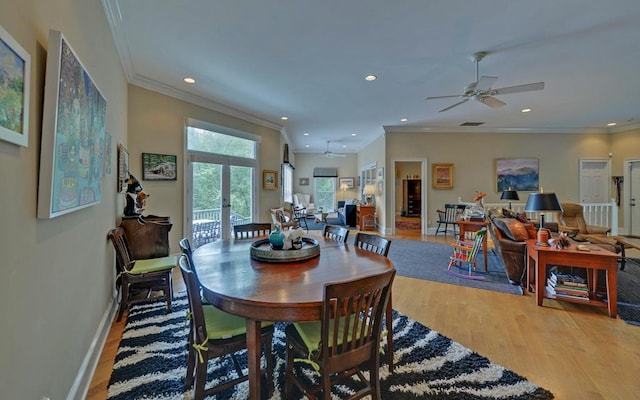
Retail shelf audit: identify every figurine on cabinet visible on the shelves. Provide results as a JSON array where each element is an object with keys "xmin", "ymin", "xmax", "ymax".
[{"xmin": 123, "ymin": 173, "xmax": 148, "ymax": 216}]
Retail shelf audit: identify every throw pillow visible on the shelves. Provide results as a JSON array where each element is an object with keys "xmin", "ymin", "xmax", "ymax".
[
  {"xmin": 524, "ymin": 223, "xmax": 538, "ymax": 239},
  {"xmin": 493, "ymin": 217, "xmax": 529, "ymax": 242},
  {"xmin": 275, "ymin": 210, "xmax": 286, "ymax": 222}
]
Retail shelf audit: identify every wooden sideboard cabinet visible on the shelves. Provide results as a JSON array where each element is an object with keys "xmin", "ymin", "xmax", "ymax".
[
  {"xmin": 402, "ymin": 179, "xmax": 421, "ymax": 217},
  {"xmin": 357, "ymin": 204, "xmax": 375, "ymax": 231},
  {"xmin": 119, "ymin": 215, "xmax": 172, "ymax": 260}
]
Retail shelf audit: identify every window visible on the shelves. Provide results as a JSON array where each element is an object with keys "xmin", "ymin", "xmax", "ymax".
[
  {"xmin": 282, "ymin": 163, "xmax": 293, "ymax": 204},
  {"xmin": 314, "ymin": 177, "xmax": 336, "ymax": 211}
]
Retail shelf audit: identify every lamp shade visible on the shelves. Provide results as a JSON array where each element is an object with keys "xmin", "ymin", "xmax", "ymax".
[
  {"xmin": 340, "ymin": 183, "xmax": 349, "ymax": 191},
  {"xmin": 363, "ymin": 184, "xmax": 376, "ymax": 196},
  {"xmin": 524, "ymin": 192, "xmax": 562, "ymax": 212},
  {"xmin": 500, "ymin": 189, "xmax": 519, "ymax": 201}
]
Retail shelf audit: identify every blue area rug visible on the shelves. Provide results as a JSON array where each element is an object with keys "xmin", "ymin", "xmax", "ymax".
[
  {"xmin": 107, "ymin": 293, "xmax": 554, "ymax": 399},
  {"xmin": 387, "ymin": 239, "xmax": 522, "ymax": 295}
]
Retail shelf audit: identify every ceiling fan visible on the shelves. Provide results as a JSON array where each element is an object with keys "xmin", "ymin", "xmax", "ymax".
[
  {"xmin": 425, "ymin": 52, "xmax": 545, "ymax": 112},
  {"xmin": 317, "ymin": 140, "xmax": 346, "ymax": 158}
]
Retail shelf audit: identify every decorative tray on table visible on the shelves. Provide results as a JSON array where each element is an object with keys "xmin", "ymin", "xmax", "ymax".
[{"xmin": 250, "ymin": 238, "xmax": 320, "ymax": 262}]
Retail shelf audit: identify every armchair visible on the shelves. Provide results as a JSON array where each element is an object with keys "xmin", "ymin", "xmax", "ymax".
[
  {"xmin": 293, "ymin": 193, "xmax": 315, "ymax": 216},
  {"xmin": 269, "ymin": 207, "xmax": 298, "ymax": 230}
]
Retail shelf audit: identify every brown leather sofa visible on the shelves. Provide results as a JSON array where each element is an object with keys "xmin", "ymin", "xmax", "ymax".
[{"xmin": 486, "ymin": 209, "xmax": 558, "ymax": 286}]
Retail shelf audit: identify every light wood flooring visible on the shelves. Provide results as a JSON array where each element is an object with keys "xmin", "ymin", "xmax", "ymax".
[{"xmin": 87, "ymin": 226, "xmax": 640, "ymax": 400}]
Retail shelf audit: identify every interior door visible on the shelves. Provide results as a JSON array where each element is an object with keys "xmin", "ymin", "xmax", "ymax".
[
  {"xmin": 579, "ymin": 159, "xmax": 610, "ymax": 203},
  {"xmin": 630, "ymin": 161, "xmax": 640, "ymax": 235}
]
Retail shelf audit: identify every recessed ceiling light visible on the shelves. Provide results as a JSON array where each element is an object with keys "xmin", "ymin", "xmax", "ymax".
[
  {"xmin": 183, "ymin": 77, "xmax": 196, "ymax": 84},
  {"xmin": 303, "ymin": 132, "xmax": 309, "ymax": 136},
  {"xmin": 365, "ymin": 75, "xmax": 377, "ymax": 81},
  {"xmin": 521, "ymin": 108, "xmax": 531, "ymax": 113},
  {"xmin": 305, "ymin": 144, "xmax": 310, "ymax": 147},
  {"xmin": 343, "ymin": 145, "xmax": 347, "ymax": 148},
  {"xmin": 351, "ymin": 133, "xmax": 357, "ymax": 136},
  {"xmin": 280, "ymin": 116, "xmax": 288, "ymax": 120},
  {"xmin": 607, "ymin": 122, "xmax": 617, "ymax": 126},
  {"xmin": 400, "ymin": 118, "xmax": 408, "ymax": 122}
]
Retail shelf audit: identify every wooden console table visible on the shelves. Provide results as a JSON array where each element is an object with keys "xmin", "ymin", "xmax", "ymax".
[
  {"xmin": 457, "ymin": 219, "xmax": 489, "ymax": 271},
  {"xmin": 357, "ymin": 204, "xmax": 375, "ymax": 231},
  {"xmin": 525, "ymin": 239, "xmax": 619, "ymax": 317}
]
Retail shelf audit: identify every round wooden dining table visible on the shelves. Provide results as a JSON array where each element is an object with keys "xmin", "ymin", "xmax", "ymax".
[{"xmin": 192, "ymin": 231, "xmax": 394, "ymax": 399}]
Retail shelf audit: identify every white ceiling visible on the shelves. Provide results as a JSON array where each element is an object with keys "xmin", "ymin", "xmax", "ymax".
[{"xmin": 103, "ymin": 0, "xmax": 640, "ymax": 153}]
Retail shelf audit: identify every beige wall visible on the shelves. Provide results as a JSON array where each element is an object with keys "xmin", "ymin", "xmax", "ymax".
[
  {"xmin": 384, "ymin": 131, "xmax": 616, "ymax": 229},
  {"xmin": 127, "ymin": 85, "xmax": 283, "ymax": 243},
  {"xmin": 358, "ymin": 135, "xmax": 386, "ymax": 229},
  {"xmin": 0, "ymin": 0, "xmax": 127, "ymax": 398}
]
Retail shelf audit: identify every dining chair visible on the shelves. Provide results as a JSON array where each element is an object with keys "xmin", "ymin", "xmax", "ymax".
[
  {"xmin": 233, "ymin": 222, "xmax": 272, "ymax": 239},
  {"xmin": 107, "ymin": 227, "xmax": 176, "ymax": 321},
  {"xmin": 322, "ymin": 224, "xmax": 349, "ymax": 243},
  {"xmin": 285, "ymin": 269, "xmax": 396, "ymax": 400},
  {"xmin": 178, "ymin": 254, "xmax": 275, "ymax": 399},
  {"xmin": 435, "ymin": 203, "xmax": 466, "ymax": 237},
  {"xmin": 447, "ymin": 228, "xmax": 486, "ymax": 280},
  {"xmin": 353, "ymin": 232, "xmax": 394, "ymax": 373}
]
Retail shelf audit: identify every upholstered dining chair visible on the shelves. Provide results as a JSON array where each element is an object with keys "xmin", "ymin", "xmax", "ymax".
[
  {"xmin": 107, "ymin": 227, "xmax": 176, "ymax": 321},
  {"xmin": 322, "ymin": 224, "xmax": 349, "ymax": 243},
  {"xmin": 285, "ymin": 269, "xmax": 396, "ymax": 400},
  {"xmin": 353, "ymin": 232, "xmax": 394, "ymax": 372},
  {"xmin": 178, "ymin": 254, "xmax": 275, "ymax": 399},
  {"xmin": 233, "ymin": 222, "xmax": 272, "ymax": 239}
]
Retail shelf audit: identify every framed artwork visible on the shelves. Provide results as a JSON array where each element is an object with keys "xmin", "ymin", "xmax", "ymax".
[
  {"xmin": 263, "ymin": 170, "xmax": 278, "ymax": 190},
  {"xmin": 377, "ymin": 167, "xmax": 384, "ymax": 194},
  {"xmin": 339, "ymin": 177, "xmax": 355, "ymax": 189},
  {"xmin": 103, "ymin": 132, "xmax": 112, "ymax": 176},
  {"xmin": 357, "ymin": 175, "xmax": 361, "ymax": 187},
  {"xmin": 0, "ymin": 24, "xmax": 31, "ymax": 147},
  {"xmin": 433, "ymin": 163, "xmax": 453, "ymax": 189},
  {"xmin": 37, "ymin": 30, "xmax": 107, "ymax": 218},
  {"xmin": 142, "ymin": 152, "xmax": 177, "ymax": 180},
  {"xmin": 117, "ymin": 144, "xmax": 128, "ymax": 192},
  {"xmin": 496, "ymin": 158, "xmax": 539, "ymax": 192},
  {"xmin": 299, "ymin": 177, "xmax": 309, "ymax": 186}
]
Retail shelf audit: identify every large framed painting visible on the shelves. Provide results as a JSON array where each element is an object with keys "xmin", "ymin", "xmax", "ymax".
[
  {"xmin": 496, "ymin": 158, "xmax": 539, "ymax": 192},
  {"xmin": 37, "ymin": 30, "xmax": 107, "ymax": 218},
  {"xmin": 0, "ymin": 24, "xmax": 30, "ymax": 147},
  {"xmin": 142, "ymin": 152, "xmax": 177, "ymax": 180}
]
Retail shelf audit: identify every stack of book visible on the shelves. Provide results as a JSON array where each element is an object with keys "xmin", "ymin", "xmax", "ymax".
[{"xmin": 547, "ymin": 271, "xmax": 589, "ymax": 300}]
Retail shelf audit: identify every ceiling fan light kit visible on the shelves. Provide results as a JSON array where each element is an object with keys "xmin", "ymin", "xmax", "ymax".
[{"xmin": 426, "ymin": 51, "xmax": 545, "ymax": 112}]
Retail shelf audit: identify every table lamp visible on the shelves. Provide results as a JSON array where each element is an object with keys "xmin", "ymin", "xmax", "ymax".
[
  {"xmin": 363, "ymin": 184, "xmax": 376, "ymax": 204},
  {"xmin": 524, "ymin": 191, "xmax": 562, "ymax": 246},
  {"xmin": 500, "ymin": 188, "xmax": 519, "ymax": 209}
]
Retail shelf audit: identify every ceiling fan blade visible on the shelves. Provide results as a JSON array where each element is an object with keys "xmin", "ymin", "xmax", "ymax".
[
  {"xmin": 439, "ymin": 98, "xmax": 469, "ymax": 112},
  {"xmin": 475, "ymin": 76, "xmax": 498, "ymax": 92},
  {"xmin": 492, "ymin": 82, "xmax": 544, "ymax": 95},
  {"xmin": 478, "ymin": 96, "xmax": 506, "ymax": 109},
  {"xmin": 425, "ymin": 94, "xmax": 462, "ymax": 100}
]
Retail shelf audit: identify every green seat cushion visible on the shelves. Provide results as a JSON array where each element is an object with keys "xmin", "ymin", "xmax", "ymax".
[
  {"xmin": 293, "ymin": 314, "xmax": 360, "ymax": 354},
  {"xmin": 203, "ymin": 305, "xmax": 273, "ymax": 340},
  {"xmin": 129, "ymin": 255, "xmax": 176, "ymax": 274}
]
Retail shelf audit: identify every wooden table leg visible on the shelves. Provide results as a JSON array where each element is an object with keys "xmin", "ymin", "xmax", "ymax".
[
  {"xmin": 536, "ymin": 252, "xmax": 546, "ymax": 306},
  {"xmin": 246, "ymin": 319, "xmax": 261, "ymax": 399},
  {"xmin": 606, "ymin": 261, "xmax": 618, "ymax": 318}
]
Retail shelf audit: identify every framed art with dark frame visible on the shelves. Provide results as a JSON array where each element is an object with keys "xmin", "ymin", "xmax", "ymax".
[
  {"xmin": 117, "ymin": 144, "xmax": 128, "ymax": 193},
  {"xmin": 299, "ymin": 177, "xmax": 309, "ymax": 186},
  {"xmin": 339, "ymin": 177, "xmax": 355, "ymax": 189},
  {"xmin": 433, "ymin": 163, "xmax": 454, "ymax": 189},
  {"xmin": 0, "ymin": 23, "xmax": 31, "ymax": 147},
  {"xmin": 496, "ymin": 158, "xmax": 539, "ymax": 191},
  {"xmin": 142, "ymin": 152, "xmax": 177, "ymax": 181},
  {"xmin": 263, "ymin": 170, "xmax": 278, "ymax": 190},
  {"xmin": 37, "ymin": 29, "xmax": 107, "ymax": 219}
]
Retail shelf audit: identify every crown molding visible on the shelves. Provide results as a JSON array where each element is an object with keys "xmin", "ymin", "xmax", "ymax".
[{"xmin": 383, "ymin": 124, "xmax": 615, "ymax": 135}]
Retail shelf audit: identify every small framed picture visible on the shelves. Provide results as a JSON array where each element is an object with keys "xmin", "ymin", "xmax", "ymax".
[
  {"xmin": 433, "ymin": 163, "xmax": 454, "ymax": 189},
  {"xmin": 142, "ymin": 153, "xmax": 177, "ymax": 181},
  {"xmin": 299, "ymin": 177, "xmax": 309, "ymax": 186},
  {"xmin": 339, "ymin": 177, "xmax": 355, "ymax": 189},
  {"xmin": 264, "ymin": 170, "xmax": 278, "ymax": 190},
  {"xmin": 117, "ymin": 144, "xmax": 129, "ymax": 192}
]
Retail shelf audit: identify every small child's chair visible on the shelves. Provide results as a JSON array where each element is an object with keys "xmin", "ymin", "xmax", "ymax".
[{"xmin": 447, "ymin": 228, "xmax": 486, "ymax": 280}]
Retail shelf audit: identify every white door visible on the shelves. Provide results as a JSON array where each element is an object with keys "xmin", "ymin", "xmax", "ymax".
[
  {"xmin": 579, "ymin": 159, "xmax": 610, "ymax": 203},
  {"xmin": 630, "ymin": 161, "xmax": 640, "ymax": 235}
]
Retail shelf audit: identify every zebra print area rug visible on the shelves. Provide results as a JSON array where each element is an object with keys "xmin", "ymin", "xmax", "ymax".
[{"xmin": 108, "ymin": 293, "xmax": 554, "ymax": 399}]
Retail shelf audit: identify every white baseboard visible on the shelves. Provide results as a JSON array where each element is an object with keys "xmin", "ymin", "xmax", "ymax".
[{"xmin": 67, "ymin": 295, "xmax": 117, "ymax": 400}]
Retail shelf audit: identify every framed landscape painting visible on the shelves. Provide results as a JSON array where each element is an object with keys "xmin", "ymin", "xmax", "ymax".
[
  {"xmin": 433, "ymin": 163, "xmax": 453, "ymax": 189},
  {"xmin": 37, "ymin": 30, "xmax": 107, "ymax": 218},
  {"xmin": 142, "ymin": 153, "xmax": 177, "ymax": 180},
  {"xmin": 0, "ymin": 24, "xmax": 30, "ymax": 147},
  {"xmin": 496, "ymin": 158, "xmax": 539, "ymax": 192}
]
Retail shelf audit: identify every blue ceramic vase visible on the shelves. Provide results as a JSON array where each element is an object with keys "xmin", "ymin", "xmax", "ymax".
[{"xmin": 269, "ymin": 225, "xmax": 285, "ymax": 250}]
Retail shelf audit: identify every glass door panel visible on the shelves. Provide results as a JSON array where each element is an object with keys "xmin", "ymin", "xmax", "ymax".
[
  {"xmin": 230, "ymin": 165, "xmax": 253, "ymax": 227},
  {"xmin": 191, "ymin": 162, "xmax": 223, "ymax": 247}
]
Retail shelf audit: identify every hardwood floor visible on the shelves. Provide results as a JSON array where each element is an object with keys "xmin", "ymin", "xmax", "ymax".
[{"xmin": 87, "ymin": 229, "xmax": 640, "ymax": 400}]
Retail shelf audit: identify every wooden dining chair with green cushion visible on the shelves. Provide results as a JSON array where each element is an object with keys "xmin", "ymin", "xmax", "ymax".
[
  {"xmin": 322, "ymin": 224, "xmax": 349, "ymax": 243},
  {"xmin": 285, "ymin": 269, "xmax": 395, "ymax": 400},
  {"xmin": 233, "ymin": 222, "xmax": 272, "ymax": 239},
  {"xmin": 107, "ymin": 227, "xmax": 176, "ymax": 322},
  {"xmin": 352, "ymin": 232, "xmax": 394, "ymax": 373},
  {"xmin": 178, "ymin": 254, "xmax": 275, "ymax": 399}
]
